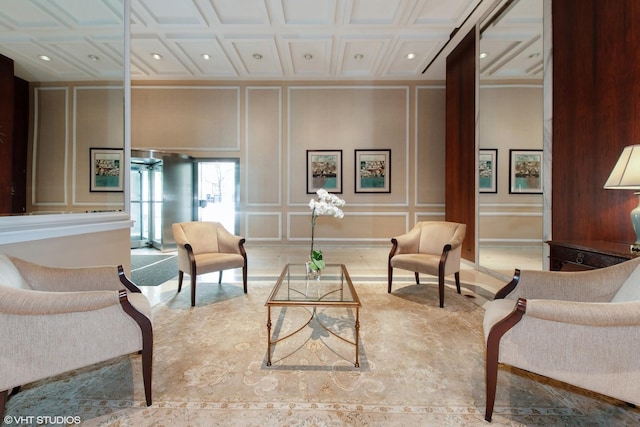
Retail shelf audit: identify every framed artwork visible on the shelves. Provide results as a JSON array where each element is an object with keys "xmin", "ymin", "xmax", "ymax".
[
  {"xmin": 90, "ymin": 148, "xmax": 124, "ymax": 192},
  {"xmin": 306, "ymin": 149, "xmax": 342, "ymax": 194},
  {"xmin": 509, "ymin": 149, "xmax": 543, "ymax": 194},
  {"xmin": 355, "ymin": 149, "xmax": 391, "ymax": 193},
  {"xmin": 479, "ymin": 149, "xmax": 497, "ymax": 193}
]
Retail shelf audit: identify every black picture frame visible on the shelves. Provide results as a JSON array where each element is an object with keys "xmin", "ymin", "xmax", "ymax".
[
  {"xmin": 355, "ymin": 149, "xmax": 391, "ymax": 193},
  {"xmin": 90, "ymin": 147, "xmax": 124, "ymax": 192},
  {"xmin": 509, "ymin": 149, "xmax": 543, "ymax": 194},
  {"xmin": 479, "ymin": 149, "xmax": 498, "ymax": 193},
  {"xmin": 306, "ymin": 149, "xmax": 342, "ymax": 194}
]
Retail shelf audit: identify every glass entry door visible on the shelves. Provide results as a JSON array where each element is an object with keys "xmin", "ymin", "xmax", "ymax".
[
  {"xmin": 130, "ymin": 161, "xmax": 163, "ymax": 249},
  {"xmin": 197, "ymin": 159, "xmax": 239, "ymax": 234}
]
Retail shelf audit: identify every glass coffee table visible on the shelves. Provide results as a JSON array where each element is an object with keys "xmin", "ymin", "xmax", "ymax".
[{"xmin": 265, "ymin": 263, "xmax": 361, "ymax": 367}]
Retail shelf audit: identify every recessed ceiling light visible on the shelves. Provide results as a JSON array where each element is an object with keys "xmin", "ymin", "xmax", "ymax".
[
  {"xmin": 151, "ymin": 53, "xmax": 163, "ymax": 60},
  {"xmin": 202, "ymin": 54, "xmax": 211, "ymax": 60},
  {"xmin": 406, "ymin": 53, "xmax": 416, "ymax": 60},
  {"xmin": 354, "ymin": 53, "xmax": 364, "ymax": 60},
  {"xmin": 38, "ymin": 55, "xmax": 51, "ymax": 62},
  {"xmin": 479, "ymin": 52, "xmax": 488, "ymax": 59},
  {"xmin": 253, "ymin": 53, "xmax": 263, "ymax": 60},
  {"xmin": 88, "ymin": 54, "xmax": 99, "ymax": 61},
  {"xmin": 304, "ymin": 53, "xmax": 313, "ymax": 60}
]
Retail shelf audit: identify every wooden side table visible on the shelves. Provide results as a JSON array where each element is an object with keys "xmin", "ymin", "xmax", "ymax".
[{"xmin": 547, "ymin": 240, "xmax": 640, "ymax": 271}]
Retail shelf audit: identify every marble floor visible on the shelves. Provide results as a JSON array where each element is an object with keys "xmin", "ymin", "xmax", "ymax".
[{"xmin": 136, "ymin": 244, "xmax": 542, "ymax": 307}]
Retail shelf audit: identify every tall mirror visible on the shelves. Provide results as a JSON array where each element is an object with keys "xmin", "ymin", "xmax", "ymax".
[
  {"xmin": 0, "ymin": 0, "xmax": 125, "ymax": 216},
  {"xmin": 477, "ymin": 0, "xmax": 544, "ymax": 278}
]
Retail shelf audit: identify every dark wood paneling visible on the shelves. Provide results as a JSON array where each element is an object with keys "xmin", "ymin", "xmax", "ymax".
[
  {"xmin": 553, "ymin": 0, "xmax": 640, "ymax": 242},
  {"xmin": 12, "ymin": 77, "xmax": 28, "ymax": 213},
  {"xmin": 0, "ymin": 54, "xmax": 14, "ymax": 214},
  {"xmin": 445, "ymin": 29, "xmax": 476, "ymax": 261}
]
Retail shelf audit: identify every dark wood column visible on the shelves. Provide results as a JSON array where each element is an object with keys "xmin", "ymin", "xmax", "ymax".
[
  {"xmin": 0, "ymin": 54, "xmax": 15, "ymax": 214},
  {"xmin": 552, "ymin": 0, "xmax": 640, "ymax": 242},
  {"xmin": 446, "ymin": 29, "xmax": 476, "ymax": 262}
]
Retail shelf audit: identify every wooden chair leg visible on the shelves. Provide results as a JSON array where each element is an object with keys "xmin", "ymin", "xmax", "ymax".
[
  {"xmin": 177, "ymin": 271, "xmax": 184, "ymax": 293},
  {"xmin": 242, "ymin": 265, "xmax": 248, "ymax": 293},
  {"xmin": 218, "ymin": 271, "xmax": 223, "ymax": 284},
  {"xmin": 387, "ymin": 265, "xmax": 393, "ymax": 293},
  {"xmin": 485, "ymin": 339, "xmax": 499, "ymax": 421},
  {"xmin": 438, "ymin": 270, "xmax": 445, "ymax": 308},
  {"xmin": 455, "ymin": 271, "xmax": 461, "ymax": 293},
  {"xmin": 190, "ymin": 274, "xmax": 196, "ymax": 307},
  {"xmin": 414, "ymin": 272, "xmax": 420, "ymax": 285},
  {"xmin": 141, "ymin": 332, "xmax": 153, "ymax": 406}
]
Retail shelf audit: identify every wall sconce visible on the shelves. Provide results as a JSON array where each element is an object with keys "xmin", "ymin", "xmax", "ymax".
[{"xmin": 604, "ymin": 144, "xmax": 640, "ymax": 251}]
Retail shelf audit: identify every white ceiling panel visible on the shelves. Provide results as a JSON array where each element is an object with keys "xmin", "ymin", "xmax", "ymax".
[
  {"xmin": 280, "ymin": 0, "xmax": 336, "ymax": 25},
  {"xmin": 210, "ymin": 0, "xmax": 269, "ymax": 25},
  {"xmin": 347, "ymin": 0, "xmax": 405, "ymax": 25},
  {"xmin": 227, "ymin": 37, "xmax": 282, "ymax": 76},
  {"xmin": 286, "ymin": 39, "xmax": 332, "ymax": 75},
  {"xmin": 137, "ymin": 0, "xmax": 207, "ymax": 26},
  {"xmin": 0, "ymin": 0, "xmax": 543, "ymax": 82},
  {"xmin": 173, "ymin": 37, "xmax": 237, "ymax": 77},
  {"xmin": 337, "ymin": 39, "xmax": 389, "ymax": 77}
]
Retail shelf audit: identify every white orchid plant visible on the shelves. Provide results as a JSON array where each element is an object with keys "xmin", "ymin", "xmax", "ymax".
[{"xmin": 308, "ymin": 189, "xmax": 346, "ymax": 271}]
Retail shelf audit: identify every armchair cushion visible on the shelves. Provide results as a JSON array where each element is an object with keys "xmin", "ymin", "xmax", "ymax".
[
  {"xmin": 0, "ymin": 254, "xmax": 29, "ymax": 290},
  {"xmin": 611, "ymin": 265, "xmax": 640, "ymax": 302}
]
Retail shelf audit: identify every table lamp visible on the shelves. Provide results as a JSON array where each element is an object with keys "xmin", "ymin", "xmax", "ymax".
[{"xmin": 604, "ymin": 145, "xmax": 640, "ymax": 252}]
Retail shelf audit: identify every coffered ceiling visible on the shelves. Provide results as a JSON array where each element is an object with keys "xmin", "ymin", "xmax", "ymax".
[{"xmin": 0, "ymin": 0, "xmax": 542, "ymax": 82}]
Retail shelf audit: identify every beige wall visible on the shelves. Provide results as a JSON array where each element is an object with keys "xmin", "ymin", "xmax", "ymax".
[
  {"xmin": 478, "ymin": 84, "xmax": 544, "ymax": 246},
  {"xmin": 131, "ymin": 81, "xmax": 448, "ymax": 246},
  {"xmin": 29, "ymin": 82, "xmax": 125, "ymax": 214}
]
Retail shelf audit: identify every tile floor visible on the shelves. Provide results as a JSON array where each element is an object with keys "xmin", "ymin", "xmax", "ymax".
[{"xmin": 136, "ymin": 244, "xmax": 542, "ymax": 308}]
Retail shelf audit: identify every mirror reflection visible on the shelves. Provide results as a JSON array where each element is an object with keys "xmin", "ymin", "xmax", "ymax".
[
  {"xmin": 478, "ymin": 0, "xmax": 544, "ymax": 277},
  {"xmin": 0, "ymin": 0, "xmax": 125, "ymax": 216}
]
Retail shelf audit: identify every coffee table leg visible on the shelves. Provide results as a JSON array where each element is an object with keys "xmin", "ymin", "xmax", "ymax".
[
  {"xmin": 354, "ymin": 307, "xmax": 360, "ymax": 367},
  {"xmin": 266, "ymin": 306, "xmax": 272, "ymax": 366}
]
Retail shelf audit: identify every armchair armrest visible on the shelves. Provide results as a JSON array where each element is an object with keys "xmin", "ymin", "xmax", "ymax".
[
  {"xmin": 445, "ymin": 227, "xmax": 466, "ymax": 251},
  {"xmin": 0, "ymin": 286, "xmax": 122, "ymax": 315},
  {"xmin": 390, "ymin": 227, "xmax": 421, "ymax": 256},
  {"xmin": 9, "ymin": 257, "xmax": 123, "ymax": 293},
  {"xmin": 525, "ymin": 299, "xmax": 640, "ymax": 327},
  {"xmin": 217, "ymin": 228, "xmax": 246, "ymax": 255},
  {"xmin": 497, "ymin": 263, "xmax": 635, "ymax": 302}
]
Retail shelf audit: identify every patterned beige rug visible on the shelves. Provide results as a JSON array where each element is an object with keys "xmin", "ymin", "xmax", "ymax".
[{"xmin": 4, "ymin": 281, "xmax": 639, "ymax": 426}]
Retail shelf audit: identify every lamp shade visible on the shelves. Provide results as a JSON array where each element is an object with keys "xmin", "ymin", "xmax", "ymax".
[{"xmin": 604, "ymin": 145, "xmax": 640, "ymax": 189}]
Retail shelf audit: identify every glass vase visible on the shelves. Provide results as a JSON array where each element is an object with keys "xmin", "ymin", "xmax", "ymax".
[{"xmin": 305, "ymin": 261, "xmax": 321, "ymax": 280}]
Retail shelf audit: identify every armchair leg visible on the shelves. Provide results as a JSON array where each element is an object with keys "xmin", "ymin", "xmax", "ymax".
[
  {"xmin": 485, "ymin": 343, "xmax": 498, "ymax": 422},
  {"xmin": 242, "ymin": 265, "xmax": 248, "ymax": 293},
  {"xmin": 218, "ymin": 271, "xmax": 223, "ymax": 284},
  {"xmin": 142, "ymin": 336, "xmax": 153, "ymax": 406},
  {"xmin": 190, "ymin": 274, "xmax": 196, "ymax": 307},
  {"xmin": 414, "ymin": 272, "xmax": 420, "ymax": 285},
  {"xmin": 455, "ymin": 272, "xmax": 461, "ymax": 294},
  {"xmin": 177, "ymin": 271, "xmax": 184, "ymax": 293},
  {"xmin": 438, "ymin": 270, "xmax": 445, "ymax": 308},
  {"xmin": 387, "ymin": 266, "xmax": 393, "ymax": 293}
]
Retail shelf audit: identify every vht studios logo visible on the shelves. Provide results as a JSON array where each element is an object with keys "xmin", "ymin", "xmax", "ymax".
[{"xmin": 4, "ymin": 415, "xmax": 82, "ymax": 425}]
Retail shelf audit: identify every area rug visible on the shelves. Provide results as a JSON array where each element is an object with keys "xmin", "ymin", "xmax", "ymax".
[
  {"xmin": 130, "ymin": 254, "xmax": 178, "ymax": 287},
  {"xmin": 4, "ymin": 282, "xmax": 639, "ymax": 426}
]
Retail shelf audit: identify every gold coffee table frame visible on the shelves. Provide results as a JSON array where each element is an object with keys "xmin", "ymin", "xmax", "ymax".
[{"xmin": 265, "ymin": 263, "xmax": 361, "ymax": 367}]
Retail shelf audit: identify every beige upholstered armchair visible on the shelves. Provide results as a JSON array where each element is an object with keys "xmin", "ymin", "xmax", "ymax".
[
  {"xmin": 0, "ymin": 254, "xmax": 153, "ymax": 416},
  {"xmin": 483, "ymin": 257, "xmax": 640, "ymax": 422},
  {"xmin": 388, "ymin": 221, "xmax": 466, "ymax": 308},
  {"xmin": 172, "ymin": 221, "xmax": 247, "ymax": 306}
]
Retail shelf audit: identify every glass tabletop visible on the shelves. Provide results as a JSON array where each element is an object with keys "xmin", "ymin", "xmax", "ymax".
[{"xmin": 266, "ymin": 263, "xmax": 360, "ymax": 307}]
